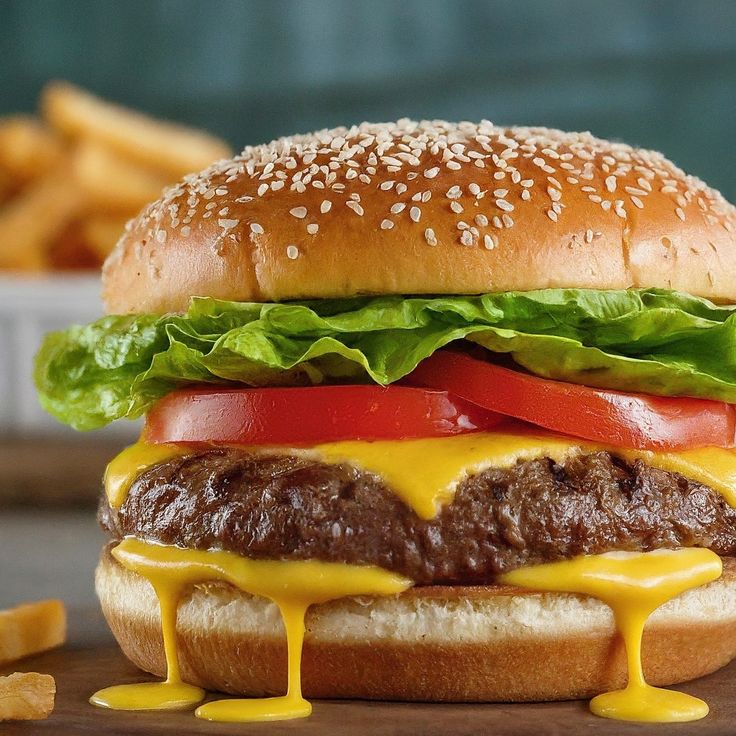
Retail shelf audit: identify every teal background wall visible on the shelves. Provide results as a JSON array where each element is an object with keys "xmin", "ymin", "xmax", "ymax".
[{"xmin": 1, "ymin": 0, "xmax": 735, "ymax": 199}]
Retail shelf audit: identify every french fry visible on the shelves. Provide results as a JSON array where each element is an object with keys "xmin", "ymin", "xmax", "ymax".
[
  {"xmin": 72, "ymin": 139, "xmax": 169, "ymax": 213},
  {"xmin": 42, "ymin": 81, "xmax": 232, "ymax": 178},
  {"xmin": 0, "ymin": 168, "xmax": 13, "ymax": 204},
  {"xmin": 0, "ymin": 170, "xmax": 83, "ymax": 270},
  {"xmin": 0, "ymin": 600, "xmax": 66, "ymax": 665},
  {"xmin": 48, "ymin": 221, "xmax": 101, "ymax": 271},
  {"xmin": 0, "ymin": 116, "xmax": 63, "ymax": 182},
  {"xmin": 80, "ymin": 214, "xmax": 130, "ymax": 260},
  {"xmin": 0, "ymin": 672, "xmax": 55, "ymax": 721}
]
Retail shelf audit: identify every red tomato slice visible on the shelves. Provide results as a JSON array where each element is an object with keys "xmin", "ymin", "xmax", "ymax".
[
  {"xmin": 144, "ymin": 385, "xmax": 504, "ymax": 445},
  {"xmin": 405, "ymin": 350, "xmax": 736, "ymax": 451}
]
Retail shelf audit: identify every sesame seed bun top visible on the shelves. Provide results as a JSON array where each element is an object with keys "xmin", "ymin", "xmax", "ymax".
[{"xmin": 102, "ymin": 119, "xmax": 736, "ymax": 314}]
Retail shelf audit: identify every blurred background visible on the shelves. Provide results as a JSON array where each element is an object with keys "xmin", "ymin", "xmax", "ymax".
[
  {"xmin": 4, "ymin": 0, "xmax": 736, "ymax": 196},
  {"xmin": 0, "ymin": 0, "xmax": 735, "ymax": 526}
]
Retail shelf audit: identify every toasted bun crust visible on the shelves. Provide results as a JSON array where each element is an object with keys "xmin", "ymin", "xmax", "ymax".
[
  {"xmin": 102, "ymin": 121, "xmax": 736, "ymax": 315},
  {"xmin": 96, "ymin": 551, "xmax": 736, "ymax": 702}
]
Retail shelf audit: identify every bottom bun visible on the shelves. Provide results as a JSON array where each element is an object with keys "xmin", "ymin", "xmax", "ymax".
[{"xmin": 96, "ymin": 550, "xmax": 736, "ymax": 702}]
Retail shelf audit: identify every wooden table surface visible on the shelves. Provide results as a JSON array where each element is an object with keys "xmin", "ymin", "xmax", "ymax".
[{"xmin": 2, "ymin": 511, "xmax": 736, "ymax": 734}]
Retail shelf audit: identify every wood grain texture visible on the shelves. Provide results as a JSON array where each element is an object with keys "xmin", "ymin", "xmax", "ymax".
[{"xmin": 2, "ymin": 606, "xmax": 736, "ymax": 735}]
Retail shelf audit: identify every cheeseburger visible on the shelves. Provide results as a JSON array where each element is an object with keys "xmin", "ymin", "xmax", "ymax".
[{"xmin": 36, "ymin": 120, "xmax": 736, "ymax": 724}]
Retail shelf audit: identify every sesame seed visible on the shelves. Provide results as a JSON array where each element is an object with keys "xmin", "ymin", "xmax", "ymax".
[
  {"xmin": 492, "ymin": 216, "xmax": 503, "ymax": 229},
  {"xmin": 286, "ymin": 245, "xmax": 299, "ymax": 259},
  {"xmin": 410, "ymin": 206, "xmax": 421, "ymax": 222},
  {"xmin": 380, "ymin": 219, "xmax": 394, "ymax": 230},
  {"xmin": 390, "ymin": 203, "xmax": 406, "ymax": 214},
  {"xmin": 630, "ymin": 196, "xmax": 644, "ymax": 209},
  {"xmin": 547, "ymin": 209, "xmax": 558, "ymax": 222},
  {"xmin": 257, "ymin": 184, "xmax": 268, "ymax": 196},
  {"xmin": 605, "ymin": 175, "xmax": 617, "ymax": 193},
  {"xmin": 446, "ymin": 185, "xmax": 462, "ymax": 199},
  {"xmin": 475, "ymin": 214, "xmax": 489, "ymax": 227},
  {"xmin": 290, "ymin": 206, "xmax": 307, "ymax": 219},
  {"xmin": 460, "ymin": 230, "xmax": 474, "ymax": 246},
  {"xmin": 424, "ymin": 227, "xmax": 437, "ymax": 246},
  {"xmin": 547, "ymin": 187, "xmax": 561, "ymax": 201},
  {"xmin": 250, "ymin": 223, "xmax": 264, "ymax": 234},
  {"xmin": 521, "ymin": 179, "xmax": 533, "ymax": 188},
  {"xmin": 469, "ymin": 183, "xmax": 481, "ymax": 195},
  {"xmin": 307, "ymin": 223, "xmax": 319, "ymax": 234},
  {"xmin": 346, "ymin": 201, "xmax": 364, "ymax": 216},
  {"xmin": 493, "ymin": 189, "xmax": 508, "ymax": 197},
  {"xmin": 457, "ymin": 221, "xmax": 469, "ymax": 230},
  {"xmin": 450, "ymin": 201, "xmax": 464, "ymax": 214},
  {"xmin": 676, "ymin": 207, "xmax": 686, "ymax": 221},
  {"xmin": 446, "ymin": 161, "xmax": 462, "ymax": 170},
  {"xmin": 496, "ymin": 199, "xmax": 514, "ymax": 212},
  {"xmin": 585, "ymin": 229, "xmax": 593, "ymax": 243},
  {"xmin": 218, "ymin": 218, "xmax": 239, "ymax": 230},
  {"xmin": 396, "ymin": 183, "xmax": 408, "ymax": 195},
  {"xmin": 421, "ymin": 190, "xmax": 432, "ymax": 203},
  {"xmin": 483, "ymin": 233, "xmax": 497, "ymax": 249},
  {"xmin": 424, "ymin": 167, "xmax": 440, "ymax": 178},
  {"xmin": 380, "ymin": 180, "xmax": 395, "ymax": 191},
  {"xmin": 502, "ymin": 214, "xmax": 514, "ymax": 228},
  {"xmin": 320, "ymin": 200, "xmax": 332, "ymax": 213}
]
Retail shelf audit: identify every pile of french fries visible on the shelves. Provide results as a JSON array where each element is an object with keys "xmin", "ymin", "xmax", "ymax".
[
  {"xmin": 0, "ymin": 82, "xmax": 232, "ymax": 271},
  {"xmin": 0, "ymin": 599, "xmax": 66, "ymax": 721}
]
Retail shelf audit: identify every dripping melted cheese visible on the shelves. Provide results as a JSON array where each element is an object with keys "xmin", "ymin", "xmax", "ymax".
[
  {"xmin": 501, "ymin": 548, "xmax": 722, "ymax": 723},
  {"xmin": 90, "ymin": 538, "xmax": 411, "ymax": 722}
]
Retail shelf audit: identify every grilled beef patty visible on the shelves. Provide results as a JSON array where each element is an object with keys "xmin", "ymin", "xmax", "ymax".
[{"xmin": 99, "ymin": 448, "xmax": 736, "ymax": 585}]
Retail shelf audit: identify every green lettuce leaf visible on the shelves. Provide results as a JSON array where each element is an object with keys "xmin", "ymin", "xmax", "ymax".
[{"xmin": 34, "ymin": 288, "xmax": 736, "ymax": 430}]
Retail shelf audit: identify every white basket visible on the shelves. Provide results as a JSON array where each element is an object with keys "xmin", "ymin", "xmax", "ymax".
[{"xmin": 0, "ymin": 275, "xmax": 136, "ymax": 438}]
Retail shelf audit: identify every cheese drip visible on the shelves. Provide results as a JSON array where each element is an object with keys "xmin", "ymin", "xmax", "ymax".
[
  {"xmin": 106, "ymin": 431, "xmax": 736, "ymax": 518},
  {"xmin": 501, "ymin": 548, "xmax": 722, "ymax": 723},
  {"xmin": 90, "ymin": 538, "xmax": 411, "ymax": 723}
]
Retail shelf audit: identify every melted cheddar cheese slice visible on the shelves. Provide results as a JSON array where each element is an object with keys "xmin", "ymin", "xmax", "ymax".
[{"xmin": 105, "ymin": 428, "xmax": 736, "ymax": 518}]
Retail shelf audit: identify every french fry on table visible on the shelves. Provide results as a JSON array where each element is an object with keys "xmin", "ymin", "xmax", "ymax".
[
  {"xmin": 0, "ymin": 116, "xmax": 63, "ymax": 183},
  {"xmin": 0, "ymin": 169, "xmax": 84, "ymax": 270},
  {"xmin": 42, "ymin": 80, "xmax": 232, "ymax": 178},
  {"xmin": 72, "ymin": 139, "xmax": 170, "ymax": 213},
  {"xmin": 0, "ymin": 672, "xmax": 55, "ymax": 721},
  {"xmin": 0, "ymin": 600, "xmax": 66, "ymax": 665}
]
